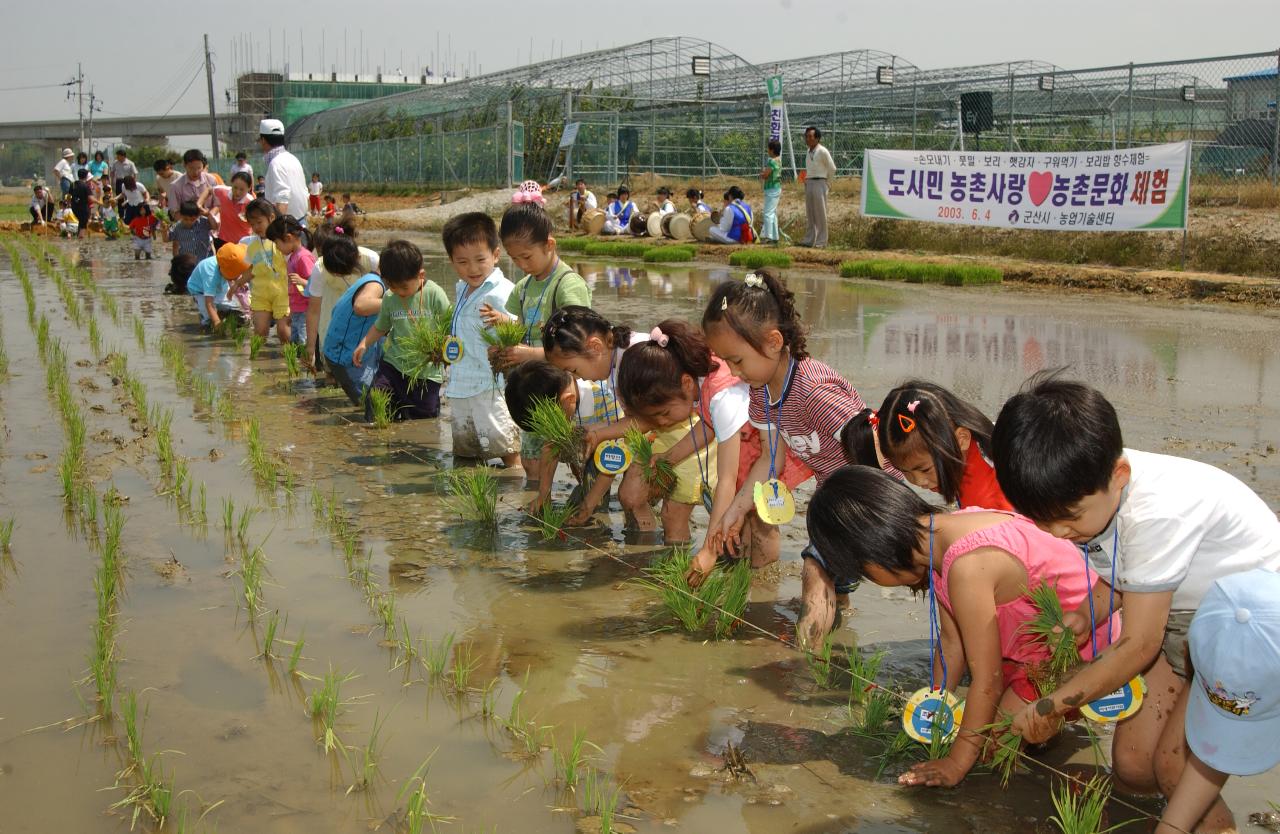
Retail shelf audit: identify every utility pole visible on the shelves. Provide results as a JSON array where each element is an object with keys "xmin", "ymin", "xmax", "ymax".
[
  {"xmin": 75, "ymin": 63, "xmax": 85, "ymax": 152},
  {"xmin": 204, "ymin": 34, "xmax": 220, "ymax": 159},
  {"xmin": 87, "ymin": 87, "xmax": 100, "ymax": 149}
]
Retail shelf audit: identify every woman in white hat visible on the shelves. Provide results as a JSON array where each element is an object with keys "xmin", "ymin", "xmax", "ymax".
[{"xmin": 53, "ymin": 149, "xmax": 74, "ymax": 197}]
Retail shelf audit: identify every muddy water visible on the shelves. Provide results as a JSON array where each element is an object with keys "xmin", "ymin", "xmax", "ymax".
[{"xmin": 1, "ymin": 238, "xmax": 1277, "ymax": 833}]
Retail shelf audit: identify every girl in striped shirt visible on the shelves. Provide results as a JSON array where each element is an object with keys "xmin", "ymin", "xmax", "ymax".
[{"xmin": 701, "ymin": 268, "xmax": 877, "ymax": 648}]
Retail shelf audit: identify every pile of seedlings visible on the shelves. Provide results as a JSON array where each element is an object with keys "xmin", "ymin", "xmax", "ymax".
[{"xmin": 639, "ymin": 546, "xmax": 751, "ymax": 640}]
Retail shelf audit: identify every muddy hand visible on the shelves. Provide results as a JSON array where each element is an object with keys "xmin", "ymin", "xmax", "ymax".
[
  {"xmin": 565, "ymin": 505, "xmax": 593, "ymax": 527},
  {"xmin": 1012, "ymin": 698, "xmax": 1064, "ymax": 745},
  {"xmin": 796, "ymin": 558, "xmax": 837, "ymax": 651},
  {"xmin": 899, "ymin": 756, "xmax": 968, "ymax": 788},
  {"xmin": 684, "ymin": 548, "xmax": 717, "ymax": 588},
  {"xmin": 1059, "ymin": 611, "xmax": 1091, "ymax": 646}
]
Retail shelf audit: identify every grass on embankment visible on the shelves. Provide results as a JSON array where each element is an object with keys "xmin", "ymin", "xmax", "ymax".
[{"xmin": 839, "ymin": 259, "xmax": 1003, "ymax": 286}]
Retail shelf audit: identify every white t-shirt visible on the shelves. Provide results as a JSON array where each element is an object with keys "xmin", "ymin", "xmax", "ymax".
[
  {"xmin": 572, "ymin": 190, "xmax": 597, "ymax": 210},
  {"xmin": 1087, "ymin": 449, "xmax": 1280, "ymax": 611},
  {"xmin": 700, "ymin": 378, "xmax": 751, "ymax": 442},
  {"xmin": 265, "ymin": 148, "xmax": 309, "ymax": 221},
  {"xmin": 54, "ymin": 158, "xmax": 72, "ymax": 181},
  {"xmin": 231, "ymin": 161, "xmax": 254, "ymax": 180},
  {"xmin": 308, "ymin": 179, "xmax": 324, "ymax": 196},
  {"xmin": 121, "ymin": 184, "xmax": 147, "ymax": 206},
  {"xmin": 658, "ymin": 199, "xmax": 675, "ymax": 215},
  {"xmin": 304, "ymin": 247, "xmax": 381, "ymax": 298}
]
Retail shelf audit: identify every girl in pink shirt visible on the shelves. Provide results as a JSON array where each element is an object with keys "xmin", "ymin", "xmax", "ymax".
[{"xmin": 807, "ymin": 466, "xmax": 1118, "ymax": 788}]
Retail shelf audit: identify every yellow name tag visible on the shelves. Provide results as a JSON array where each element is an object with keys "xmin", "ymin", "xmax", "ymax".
[
  {"xmin": 1079, "ymin": 675, "xmax": 1145, "ymax": 723},
  {"xmin": 594, "ymin": 440, "xmax": 632, "ymax": 475},
  {"xmin": 902, "ymin": 687, "xmax": 965, "ymax": 745},
  {"xmin": 442, "ymin": 335, "xmax": 464, "ymax": 365},
  {"xmin": 753, "ymin": 478, "xmax": 795, "ymax": 525}
]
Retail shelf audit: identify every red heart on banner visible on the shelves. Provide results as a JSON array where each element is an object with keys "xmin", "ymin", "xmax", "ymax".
[{"xmin": 1028, "ymin": 171, "xmax": 1053, "ymax": 207}]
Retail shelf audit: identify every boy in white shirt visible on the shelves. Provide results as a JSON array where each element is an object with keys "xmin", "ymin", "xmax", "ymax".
[
  {"xmin": 992, "ymin": 375, "xmax": 1280, "ymax": 834},
  {"xmin": 441, "ymin": 213, "xmax": 520, "ymax": 466}
]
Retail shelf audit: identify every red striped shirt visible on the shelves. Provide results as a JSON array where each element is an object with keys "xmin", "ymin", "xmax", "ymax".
[{"xmin": 747, "ymin": 357, "xmax": 866, "ymax": 486}]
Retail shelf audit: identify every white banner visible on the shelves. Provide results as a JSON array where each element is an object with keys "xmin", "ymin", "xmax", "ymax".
[{"xmin": 861, "ymin": 142, "xmax": 1190, "ymax": 231}]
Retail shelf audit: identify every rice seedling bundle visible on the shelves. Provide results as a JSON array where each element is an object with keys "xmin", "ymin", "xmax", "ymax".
[
  {"xmin": 623, "ymin": 427, "xmax": 676, "ymax": 502},
  {"xmin": 1021, "ymin": 581, "xmax": 1083, "ymax": 695},
  {"xmin": 639, "ymin": 546, "xmax": 751, "ymax": 639},
  {"xmin": 642, "ymin": 246, "xmax": 696, "ymax": 263},
  {"xmin": 527, "ymin": 396, "xmax": 585, "ymax": 485},
  {"xmin": 367, "ymin": 388, "xmax": 394, "ymax": 429},
  {"xmin": 537, "ymin": 501, "xmax": 575, "ymax": 541},
  {"xmin": 399, "ymin": 305, "xmax": 454, "ymax": 386},
  {"xmin": 445, "ymin": 467, "xmax": 498, "ymax": 525},
  {"xmin": 480, "ymin": 319, "xmax": 528, "ymax": 380},
  {"xmin": 583, "ymin": 241, "xmax": 648, "ymax": 258},
  {"xmin": 248, "ymin": 334, "xmax": 266, "ymax": 359},
  {"xmin": 1048, "ymin": 774, "xmax": 1118, "ymax": 834},
  {"xmin": 729, "ymin": 250, "xmax": 792, "ymax": 269},
  {"xmin": 282, "ymin": 342, "xmax": 304, "ymax": 377}
]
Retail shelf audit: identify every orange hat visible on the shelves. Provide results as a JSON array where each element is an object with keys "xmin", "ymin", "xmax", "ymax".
[{"xmin": 216, "ymin": 243, "xmax": 250, "ymax": 280}]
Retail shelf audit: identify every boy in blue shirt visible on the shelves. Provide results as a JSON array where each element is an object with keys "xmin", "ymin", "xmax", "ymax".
[
  {"xmin": 187, "ymin": 243, "xmax": 252, "ymax": 329},
  {"xmin": 441, "ymin": 212, "xmax": 519, "ymax": 466}
]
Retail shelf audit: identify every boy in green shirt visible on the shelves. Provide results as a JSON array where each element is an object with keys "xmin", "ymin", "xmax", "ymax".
[{"xmin": 353, "ymin": 240, "xmax": 450, "ymax": 421}]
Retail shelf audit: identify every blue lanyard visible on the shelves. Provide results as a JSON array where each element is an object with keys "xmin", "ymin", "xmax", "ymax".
[
  {"xmin": 927, "ymin": 515, "xmax": 949, "ymax": 691},
  {"xmin": 1080, "ymin": 521, "xmax": 1120, "ymax": 658},
  {"xmin": 450, "ymin": 282, "xmax": 481, "ymax": 337},
  {"xmin": 601, "ymin": 352, "xmax": 621, "ymax": 425},
  {"xmin": 518, "ymin": 260, "xmax": 560, "ymax": 346},
  {"xmin": 761, "ymin": 357, "xmax": 797, "ymax": 481}
]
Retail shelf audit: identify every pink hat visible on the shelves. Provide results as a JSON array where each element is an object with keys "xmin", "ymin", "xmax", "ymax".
[{"xmin": 512, "ymin": 180, "xmax": 545, "ymax": 205}]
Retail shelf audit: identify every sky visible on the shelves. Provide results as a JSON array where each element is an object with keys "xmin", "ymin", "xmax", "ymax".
[{"xmin": 3, "ymin": 0, "xmax": 1278, "ymax": 151}]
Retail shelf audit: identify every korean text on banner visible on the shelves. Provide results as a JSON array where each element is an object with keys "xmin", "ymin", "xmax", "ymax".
[
  {"xmin": 766, "ymin": 75, "xmax": 784, "ymax": 144},
  {"xmin": 860, "ymin": 142, "xmax": 1191, "ymax": 232}
]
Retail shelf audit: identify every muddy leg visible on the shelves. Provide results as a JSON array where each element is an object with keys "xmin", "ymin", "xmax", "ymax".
[
  {"xmin": 618, "ymin": 468, "xmax": 656, "ymax": 531},
  {"xmin": 1111, "ymin": 654, "xmax": 1181, "ymax": 796},
  {"xmin": 251, "ymin": 311, "xmax": 272, "ymax": 339},
  {"xmin": 797, "ymin": 557, "xmax": 837, "ymax": 650},
  {"xmin": 1154, "ymin": 679, "xmax": 1235, "ymax": 832},
  {"xmin": 747, "ymin": 515, "xmax": 780, "ymax": 570},
  {"xmin": 660, "ymin": 500, "xmax": 694, "ymax": 545}
]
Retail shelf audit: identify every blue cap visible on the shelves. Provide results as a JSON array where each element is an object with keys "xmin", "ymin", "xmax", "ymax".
[{"xmin": 1186, "ymin": 568, "xmax": 1280, "ymax": 776}]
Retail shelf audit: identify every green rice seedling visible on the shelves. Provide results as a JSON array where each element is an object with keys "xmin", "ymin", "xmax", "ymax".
[
  {"xmin": 399, "ymin": 305, "xmax": 455, "ymax": 385},
  {"xmin": 87, "ymin": 316, "xmax": 102, "ymax": 358},
  {"xmin": 856, "ymin": 686, "xmax": 897, "ymax": 733},
  {"xmin": 79, "ymin": 488, "xmax": 98, "ymax": 528},
  {"xmin": 310, "ymin": 486, "xmax": 324, "ymax": 518},
  {"xmin": 624, "ymin": 426, "xmax": 676, "ymax": 501},
  {"xmin": 288, "ymin": 631, "xmax": 306, "ymax": 675},
  {"xmin": 942, "ymin": 264, "xmax": 1003, "ymax": 286},
  {"xmin": 808, "ymin": 634, "xmax": 838, "ymax": 690},
  {"xmin": 121, "ymin": 689, "xmax": 145, "ymax": 765},
  {"xmin": 642, "ymin": 245, "xmax": 696, "ymax": 263},
  {"xmin": 926, "ymin": 710, "xmax": 956, "ymax": 761},
  {"xmin": 36, "ymin": 314, "xmax": 49, "ymax": 356},
  {"xmin": 422, "ymin": 633, "xmax": 455, "ymax": 680},
  {"xmin": 712, "ymin": 558, "xmax": 752, "ymax": 640},
  {"xmin": 872, "ymin": 729, "xmax": 922, "ymax": 779},
  {"xmin": 347, "ymin": 708, "xmax": 390, "ymax": 795},
  {"xmin": 111, "ymin": 751, "xmax": 175, "ymax": 829},
  {"xmin": 281, "ymin": 342, "xmax": 304, "ymax": 377},
  {"xmin": 1048, "ymin": 774, "xmax": 1123, "ymax": 834},
  {"xmin": 397, "ymin": 754, "xmax": 455, "ymax": 834},
  {"xmin": 536, "ymin": 501, "xmax": 574, "ymax": 542},
  {"xmin": 58, "ymin": 454, "xmax": 78, "ymax": 500},
  {"xmin": 248, "ymin": 333, "xmax": 266, "ymax": 359},
  {"xmin": 583, "ymin": 241, "xmax": 648, "ymax": 258},
  {"xmin": 1022, "ymin": 581, "xmax": 1082, "ymax": 693},
  {"xmin": 195, "ymin": 483, "xmax": 207, "ymax": 526},
  {"xmin": 846, "ymin": 648, "xmax": 886, "ymax": 705},
  {"xmin": 450, "ymin": 641, "xmax": 478, "ymax": 692},
  {"xmin": 221, "ymin": 497, "xmax": 235, "ymax": 532},
  {"xmin": 0, "ymin": 518, "xmax": 13, "ymax": 550},
  {"xmin": 239, "ymin": 545, "xmax": 266, "ymax": 614},
  {"xmin": 479, "ymin": 677, "xmax": 501, "ymax": 718},
  {"xmin": 132, "ymin": 317, "xmax": 147, "ymax": 350},
  {"xmin": 479, "ymin": 318, "xmax": 529, "ymax": 382},
  {"xmin": 638, "ymin": 545, "xmax": 715, "ymax": 633},
  {"xmin": 527, "ymin": 396, "xmax": 585, "ymax": 483},
  {"xmin": 0, "ymin": 338, "xmax": 8, "ymax": 380},
  {"xmin": 984, "ymin": 713, "xmax": 1022, "ymax": 788},
  {"xmin": 373, "ymin": 592, "xmax": 398, "ymax": 637},
  {"xmin": 553, "ymin": 727, "xmax": 598, "ymax": 790},
  {"xmin": 260, "ymin": 609, "xmax": 283, "ymax": 659},
  {"xmin": 392, "ymin": 617, "xmax": 420, "ymax": 671},
  {"xmin": 367, "ymin": 387, "xmax": 394, "ymax": 429},
  {"xmin": 305, "ymin": 666, "xmax": 355, "ymax": 755},
  {"xmin": 554, "ymin": 236, "xmax": 590, "ymax": 252},
  {"xmin": 236, "ymin": 506, "xmax": 259, "ymax": 543},
  {"xmin": 445, "ymin": 467, "xmax": 499, "ymax": 524},
  {"xmin": 728, "ymin": 250, "xmax": 792, "ymax": 269},
  {"xmin": 229, "ymin": 320, "xmax": 248, "ymax": 349},
  {"xmin": 88, "ymin": 606, "xmax": 117, "ymax": 711}
]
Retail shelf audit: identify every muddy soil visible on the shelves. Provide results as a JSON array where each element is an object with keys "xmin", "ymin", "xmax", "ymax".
[{"xmin": 0, "ymin": 236, "xmax": 1277, "ymax": 833}]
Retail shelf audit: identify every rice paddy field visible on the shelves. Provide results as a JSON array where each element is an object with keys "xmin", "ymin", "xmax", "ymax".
[{"xmin": 1, "ymin": 233, "xmax": 1278, "ymax": 833}]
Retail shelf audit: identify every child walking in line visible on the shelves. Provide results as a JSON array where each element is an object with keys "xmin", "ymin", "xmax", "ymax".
[
  {"xmin": 842, "ymin": 381, "xmax": 1011, "ymax": 511},
  {"xmin": 169, "ymin": 200, "xmax": 214, "ymax": 260},
  {"xmin": 265, "ymin": 216, "xmax": 314, "ymax": 345},
  {"xmin": 479, "ymin": 196, "xmax": 591, "ymax": 475},
  {"xmin": 1155, "ymin": 568, "xmax": 1280, "ymax": 834},
  {"xmin": 128, "ymin": 203, "xmax": 159, "ymax": 259},
  {"xmin": 234, "ymin": 198, "xmax": 291, "ymax": 344},
  {"xmin": 992, "ymin": 375, "xmax": 1280, "ymax": 833},
  {"xmin": 616, "ymin": 319, "xmax": 814, "ymax": 581},
  {"xmin": 807, "ymin": 466, "xmax": 1118, "ymax": 788},
  {"xmin": 503, "ymin": 360, "xmax": 615, "ymax": 513},
  {"xmin": 441, "ymin": 212, "xmax": 520, "ymax": 466},
  {"xmin": 701, "ymin": 268, "xmax": 886, "ymax": 648},
  {"xmin": 352, "ymin": 240, "xmax": 450, "ymax": 421}
]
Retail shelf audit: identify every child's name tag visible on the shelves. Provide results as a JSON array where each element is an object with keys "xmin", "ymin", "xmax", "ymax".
[
  {"xmin": 753, "ymin": 478, "xmax": 795, "ymax": 525},
  {"xmin": 1079, "ymin": 675, "xmax": 1145, "ymax": 723},
  {"xmin": 594, "ymin": 440, "xmax": 632, "ymax": 475},
  {"xmin": 442, "ymin": 335, "xmax": 464, "ymax": 365},
  {"xmin": 902, "ymin": 687, "xmax": 964, "ymax": 745}
]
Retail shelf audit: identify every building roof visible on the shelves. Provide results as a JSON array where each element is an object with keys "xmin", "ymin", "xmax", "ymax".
[{"xmin": 1224, "ymin": 67, "xmax": 1279, "ymax": 83}]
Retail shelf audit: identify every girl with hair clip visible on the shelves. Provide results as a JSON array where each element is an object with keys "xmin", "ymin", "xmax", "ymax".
[
  {"xmin": 841, "ymin": 381, "xmax": 1011, "ymax": 511},
  {"xmin": 702, "ymin": 268, "xmax": 885, "ymax": 647},
  {"xmin": 303, "ymin": 216, "xmax": 380, "ymax": 370},
  {"xmin": 806, "ymin": 466, "xmax": 1118, "ymax": 787},
  {"xmin": 615, "ymin": 319, "xmax": 812, "ymax": 582}
]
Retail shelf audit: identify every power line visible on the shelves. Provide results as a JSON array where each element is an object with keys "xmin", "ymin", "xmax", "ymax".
[{"xmin": 0, "ymin": 81, "xmax": 75, "ymax": 93}]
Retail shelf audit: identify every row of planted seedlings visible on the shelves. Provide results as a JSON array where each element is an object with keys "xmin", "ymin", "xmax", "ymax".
[
  {"xmin": 7, "ymin": 238, "xmax": 206, "ymax": 829},
  {"xmin": 33, "ymin": 239, "xmax": 536, "ymax": 824}
]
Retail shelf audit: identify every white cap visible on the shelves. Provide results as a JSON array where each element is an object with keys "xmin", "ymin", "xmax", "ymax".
[
  {"xmin": 259, "ymin": 118, "xmax": 285, "ymax": 136},
  {"xmin": 1186, "ymin": 567, "xmax": 1280, "ymax": 776},
  {"xmin": 61, "ymin": 148, "xmax": 74, "ymax": 158}
]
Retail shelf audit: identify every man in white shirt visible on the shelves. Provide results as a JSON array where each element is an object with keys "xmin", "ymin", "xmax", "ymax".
[
  {"xmin": 257, "ymin": 118, "xmax": 308, "ymax": 225},
  {"xmin": 230, "ymin": 152, "xmax": 253, "ymax": 181},
  {"xmin": 53, "ymin": 149, "xmax": 74, "ymax": 196},
  {"xmin": 568, "ymin": 178, "xmax": 597, "ymax": 230},
  {"xmin": 801, "ymin": 126, "xmax": 837, "ymax": 248}
]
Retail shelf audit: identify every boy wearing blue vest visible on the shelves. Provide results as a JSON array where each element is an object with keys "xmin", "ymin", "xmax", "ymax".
[{"xmin": 603, "ymin": 186, "xmax": 637, "ymax": 235}]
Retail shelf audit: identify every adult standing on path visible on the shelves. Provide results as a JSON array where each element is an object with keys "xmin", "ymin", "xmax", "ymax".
[
  {"xmin": 801, "ymin": 126, "xmax": 836, "ymax": 248},
  {"xmin": 53, "ymin": 149, "xmax": 74, "ymax": 197},
  {"xmin": 258, "ymin": 119, "xmax": 308, "ymax": 225}
]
